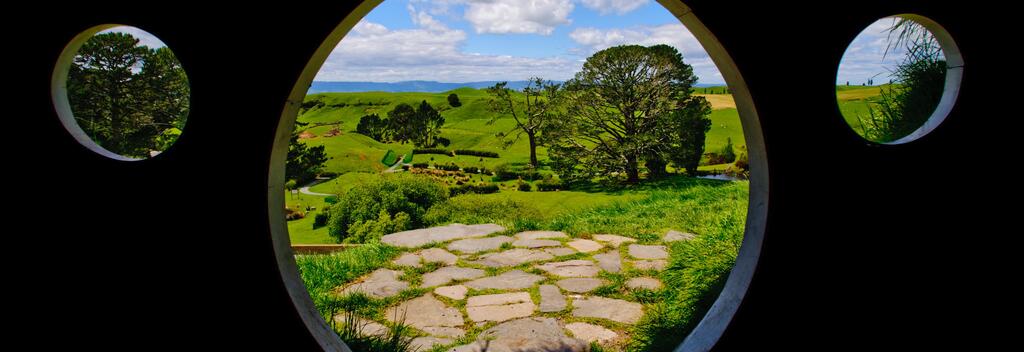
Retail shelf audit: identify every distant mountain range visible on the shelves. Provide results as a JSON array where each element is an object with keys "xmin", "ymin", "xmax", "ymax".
[{"xmin": 308, "ymin": 80, "xmax": 726, "ymax": 94}]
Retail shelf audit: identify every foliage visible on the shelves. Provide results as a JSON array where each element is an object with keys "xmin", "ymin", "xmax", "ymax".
[
  {"xmin": 453, "ymin": 149, "xmax": 500, "ymax": 158},
  {"xmin": 381, "ymin": 150, "xmax": 398, "ymax": 166},
  {"xmin": 356, "ymin": 113, "xmax": 389, "ymax": 141},
  {"xmin": 536, "ymin": 178, "xmax": 563, "ymax": 191},
  {"xmin": 434, "ymin": 163, "xmax": 461, "ymax": 171},
  {"xmin": 345, "ymin": 210, "xmax": 411, "ymax": 244},
  {"xmin": 412, "ymin": 148, "xmax": 450, "ymax": 156},
  {"xmin": 67, "ymin": 32, "xmax": 190, "ymax": 158},
  {"xmin": 517, "ymin": 181, "xmax": 532, "ymax": 192},
  {"xmin": 548, "ymin": 45, "xmax": 709, "ymax": 183},
  {"xmin": 667, "ymin": 99, "xmax": 712, "ymax": 175},
  {"xmin": 285, "ymin": 207, "xmax": 305, "ymax": 221},
  {"xmin": 331, "ymin": 309, "xmax": 417, "ymax": 352},
  {"xmin": 447, "ymin": 93, "xmax": 462, "ymax": 107},
  {"xmin": 424, "ymin": 196, "xmax": 543, "ymax": 227},
  {"xmin": 286, "ymin": 134, "xmax": 328, "ymax": 185},
  {"xmin": 385, "ymin": 103, "xmax": 417, "ymax": 144},
  {"xmin": 718, "ymin": 137, "xmax": 737, "ymax": 164},
  {"xmin": 284, "ymin": 180, "xmax": 298, "ymax": 191},
  {"xmin": 295, "ymin": 243, "xmax": 400, "ymax": 298},
  {"xmin": 486, "ymin": 78, "xmax": 560, "ymax": 168},
  {"xmin": 857, "ymin": 19, "xmax": 946, "ymax": 142},
  {"xmin": 411, "ymin": 163, "xmax": 429, "ymax": 169},
  {"xmin": 450, "ymin": 183, "xmax": 500, "ymax": 196},
  {"xmin": 492, "ymin": 163, "xmax": 540, "ymax": 181},
  {"xmin": 327, "ymin": 174, "xmax": 448, "ymax": 243},
  {"xmin": 313, "ymin": 211, "xmax": 330, "ymax": 229},
  {"xmin": 462, "ymin": 166, "xmax": 489, "ymax": 174},
  {"xmin": 413, "ymin": 100, "xmax": 445, "ymax": 147}
]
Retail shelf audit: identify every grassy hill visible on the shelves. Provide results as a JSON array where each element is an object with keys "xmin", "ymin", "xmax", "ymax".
[{"xmin": 836, "ymin": 85, "xmax": 889, "ymax": 134}]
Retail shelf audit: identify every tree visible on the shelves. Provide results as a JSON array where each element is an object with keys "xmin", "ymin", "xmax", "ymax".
[
  {"xmin": 414, "ymin": 100, "xmax": 445, "ymax": 147},
  {"xmin": 447, "ymin": 93, "xmax": 462, "ymax": 107},
  {"xmin": 356, "ymin": 113, "xmax": 388, "ymax": 141},
  {"xmin": 386, "ymin": 103, "xmax": 417, "ymax": 144},
  {"xmin": 549, "ymin": 44, "xmax": 709, "ymax": 183},
  {"xmin": 286, "ymin": 134, "xmax": 328, "ymax": 185},
  {"xmin": 857, "ymin": 18, "xmax": 946, "ymax": 142},
  {"xmin": 67, "ymin": 32, "xmax": 190, "ymax": 158},
  {"xmin": 486, "ymin": 78, "xmax": 560, "ymax": 168},
  {"xmin": 667, "ymin": 99, "xmax": 712, "ymax": 175},
  {"xmin": 719, "ymin": 137, "xmax": 737, "ymax": 163}
]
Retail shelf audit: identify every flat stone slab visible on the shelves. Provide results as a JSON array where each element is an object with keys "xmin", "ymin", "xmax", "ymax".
[
  {"xmin": 421, "ymin": 266, "xmax": 486, "ymax": 287},
  {"xmin": 466, "ymin": 292, "xmax": 535, "ymax": 323},
  {"xmin": 332, "ymin": 315, "xmax": 388, "ymax": 336},
  {"xmin": 628, "ymin": 244, "xmax": 669, "ymax": 259},
  {"xmin": 632, "ymin": 259, "xmax": 667, "ymax": 271},
  {"xmin": 539, "ymin": 284, "xmax": 566, "ymax": 312},
  {"xmin": 449, "ymin": 317, "xmax": 588, "ymax": 352},
  {"xmin": 410, "ymin": 337, "xmax": 453, "ymax": 351},
  {"xmin": 544, "ymin": 247, "xmax": 577, "ymax": 257},
  {"xmin": 592, "ymin": 234, "xmax": 637, "ymax": 248},
  {"xmin": 339, "ymin": 268, "xmax": 409, "ymax": 298},
  {"xmin": 386, "ymin": 294, "xmax": 464, "ymax": 330},
  {"xmin": 447, "ymin": 236, "xmax": 514, "ymax": 253},
  {"xmin": 556, "ymin": 278, "xmax": 607, "ymax": 293},
  {"xmin": 567, "ymin": 239, "xmax": 604, "ymax": 253},
  {"xmin": 593, "ymin": 252, "xmax": 622, "ymax": 273},
  {"xmin": 565, "ymin": 322, "xmax": 618, "ymax": 344},
  {"xmin": 381, "ymin": 223, "xmax": 505, "ymax": 248},
  {"xmin": 392, "ymin": 253, "xmax": 423, "ymax": 267},
  {"xmin": 626, "ymin": 277, "xmax": 663, "ymax": 290},
  {"xmin": 572, "ymin": 296, "xmax": 643, "ymax": 324},
  {"xmin": 512, "ymin": 239, "xmax": 562, "ymax": 248},
  {"xmin": 514, "ymin": 231, "xmax": 569, "ymax": 240},
  {"xmin": 464, "ymin": 270, "xmax": 544, "ymax": 290},
  {"xmin": 664, "ymin": 230, "xmax": 695, "ymax": 242},
  {"xmin": 420, "ymin": 248, "xmax": 459, "ymax": 265},
  {"xmin": 470, "ymin": 249, "xmax": 554, "ymax": 267},
  {"xmin": 434, "ymin": 285, "xmax": 468, "ymax": 300},
  {"xmin": 421, "ymin": 326, "xmax": 465, "ymax": 338},
  {"xmin": 535, "ymin": 260, "xmax": 600, "ymax": 277}
]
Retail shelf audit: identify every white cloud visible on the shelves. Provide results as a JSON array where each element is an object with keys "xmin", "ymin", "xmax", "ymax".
[
  {"xmin": 836, "ymin": 17, "xmax": 916, "ymax": 84},
  {"xmin": 99, "ymin": 26, "xmax": 167, "ymax": 49},
  {"xmin": 569, "ymin": 24, "xmax": 723, "ymax": 83},
  {"xmin": 316, "ymin": 17, "xmax": 580, "ymax": 82},
  {"xmin": 464, "ymin": 0, "xmax": 574, "ymax": 35},
  {"xmin": 579, "ymin": 0, "xmax": 648, "ymax": 15}
]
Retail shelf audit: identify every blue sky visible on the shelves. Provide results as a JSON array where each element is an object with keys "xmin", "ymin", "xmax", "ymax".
[
  {"xmin": 837, "ymin": 17, "xmax": 942, "ymax": 85},
  {"xmin": 315, "ymin": 0, "xmax": 726, "ymax": 84}
]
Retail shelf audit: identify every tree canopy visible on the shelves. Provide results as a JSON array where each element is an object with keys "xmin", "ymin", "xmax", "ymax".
[
  {"xmin": 548, "ymin": 44, "xmax": 711, "ymax": 183},
  {"xmin": 67, "ymin": 32, "xmax": 189, "ymax": 158},
  {"xmin": 486, "ymin": 78, "xmax": 560, "ymax": 168}
]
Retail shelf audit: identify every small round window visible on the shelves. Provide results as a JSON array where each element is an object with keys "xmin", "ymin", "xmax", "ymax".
[
  {"xmin": 52, "ymin": 25, "xmax": 190, "ymax": 160},
  {"xmin": 836, "ymin": 15, "xmax": 962, "ymax": 144}
]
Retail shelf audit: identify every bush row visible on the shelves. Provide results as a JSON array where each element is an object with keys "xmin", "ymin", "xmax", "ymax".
[
  {"xmin": 453, "ymin": 149, "xmax": 499, "ymax": 158},
  {"xmin": 449, "ymin": 183, "xmax": 499, "ymax": 196}
]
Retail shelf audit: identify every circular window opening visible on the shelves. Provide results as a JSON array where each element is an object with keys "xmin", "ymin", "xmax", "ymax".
[
  {"xmin": 836, "ymin": 15, "xmax": 963, "ymax": 144},
  {"xmin": 51, "ymin": 25, "xmax": 190, "ymax": 160},
  {"xmin": 268, "ymin": 1, "xmax": 767, "ymax": 351}
]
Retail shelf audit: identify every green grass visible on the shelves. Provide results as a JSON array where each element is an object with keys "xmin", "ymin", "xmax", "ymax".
[
  {"xmin": 836, "ymin": 85, "xmax": 886, "ymax": 137},
  {"xmin": 295, "ymin": 243, "xmax": 401, "ymax": 299},
  {"xmin": 705, "ymin": 108, "xmax": 744, "ymax": 153}
]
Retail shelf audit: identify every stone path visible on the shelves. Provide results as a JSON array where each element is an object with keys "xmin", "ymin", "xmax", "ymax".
[{"xmin": 334, "ymin": 224, "xmax": 686, "ymax": 350}]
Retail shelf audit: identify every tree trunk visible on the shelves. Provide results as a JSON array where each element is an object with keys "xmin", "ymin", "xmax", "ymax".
[
  {"xmin": 527, "ymin": 132, "xmax": 538, "ymax": 168},
  {"xmin": 626, "ymin": 153, "xmax": 640, "ymax": 183}
]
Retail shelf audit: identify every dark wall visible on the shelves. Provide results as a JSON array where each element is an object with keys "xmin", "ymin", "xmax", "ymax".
[{"xmin": 8, "ymin": 1, "xmax": 1008, "ymax": 350}]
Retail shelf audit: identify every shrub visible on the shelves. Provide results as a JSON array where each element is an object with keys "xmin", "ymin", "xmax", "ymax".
[
  {"xmin": 345, "ymin": 210, "xmax": 411, "ymax": 244},
  {"xmin": 447, "ymin": 93, "xmax": 462, "ymax": 107},
  {"xmin": 493, "ymin": 163, "xmax": 540, "ymax": 181},
  {"xmin": 718, "ymin": 138, "xmax": 737, "ymax": 163},
  {"xmin": 434, "ymin": 163, "xmax": 460, "ymax": 171},
  {"xmin": 285, "ymin": 207, "xmax": 305, "ymax": 221},
  {"xmin": 401, "ymin": 165, "xmax": 410, "ymax": 171},
  {"xmin": 381, "ymin": 150, "xmax": 398, "ymax": 166},
  {"xmin": 327, "ymin": 174, "xmax": 448, "ymax": 243},
  {"xmin": 324, "ymin": 196, "xmax": 339, "ymax": 204},
  {"xmin": 449, "ymin": 183, "xmax": 499, "ymax": 196},
  {"xmin": 402, "ymin": 152, "xmax": 413, "ymax": 163},
  {"xmin": 313, "ymin": 211, "xmax": 330, "ymax": 229},
  {"xmin": 518, "ymin": 181, "xmax": 532, "ymax": 192},
  {"xmin": 412, "ymin": 148, "xmax": 449, "ymax": 156},
  {"xmin": 425, "ymin": 196, "xmax": 543, "ymax": 226},
  {"xmin": 411, "ymin": 163, "xmax": 429, "ymax": 169},
  {"xmin": 285, "ymin": 179, "xmax": 298, "ymax": 191},
  {"xmin": 536, "ymin": 179, "xmax": 562, "ymax": 191},
  {"xmin": 462, "ymin": 166, "xmax": 490, "ymax": 174},
  {"xmin": 453, "ymin": 149, "xmax": 499, "ymax": 158},
  {"xmin": 320, "ymin": 171, "xmax": 340, "ymax": 178}
]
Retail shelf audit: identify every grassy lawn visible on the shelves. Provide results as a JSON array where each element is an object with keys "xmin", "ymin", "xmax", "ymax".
[{"xmin": 836, "ymin": 85, "xmax": 887, "ymax": 136}]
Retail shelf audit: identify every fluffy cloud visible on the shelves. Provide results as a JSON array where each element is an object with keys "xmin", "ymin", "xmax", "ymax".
[
  {"xmin": 836, "ymin": 17, "xmax": 913, "ymax": 84},
  {"xmin": 579, "ymin": 0, "xmax": 648, "ymax": 15},
  {"xmin": 464, "ymin": 0, "xmax": 574, "ymax": 35},
  {"xmin": 569, "ymin": 24, "xmax": 723, "ymax": 83},
  {"xmin": 316, "ymin": 16, "xmax": 581, "ymax": 82}
]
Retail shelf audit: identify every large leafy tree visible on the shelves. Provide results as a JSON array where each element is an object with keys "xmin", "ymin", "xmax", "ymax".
[
  {"xmin": 486, "ymin": 78, "xmax": 560, "ymax": 168},
  {"xmin": 549, "ymin": 44, "xmax": 710, "ymax": 183},
  {"xmin": 67, "ymin": 32, "xmax": 190, "ymax": 158},
  {"xmin": 414, "ymin": 100, "xmax": 445, "ymax": 147},
  {"xmin": 286, "ymin": 134, "xmax": 328, "ymax": 185},
  {"xmin": 356, "ymin": 113, "xmax": 388, "ymax": 141}
]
